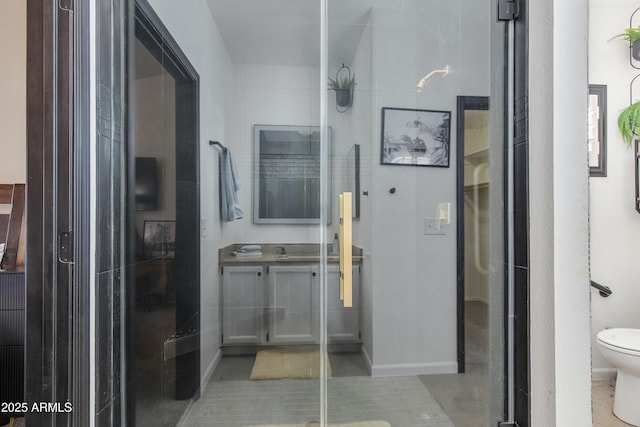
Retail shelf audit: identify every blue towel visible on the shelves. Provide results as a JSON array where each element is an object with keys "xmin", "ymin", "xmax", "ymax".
[{"xmin": 220, "ymin": 148, "xmax": 243, "ymax": 222}]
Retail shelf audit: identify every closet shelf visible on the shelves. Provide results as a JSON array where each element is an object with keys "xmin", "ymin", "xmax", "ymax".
[
  {"xmin": 464, "ymin": 147, "xmax": 489, "ymax": 164},
  {"xmin": 464, "ymin": 182, "xmax": 489, "ymax": 192}
]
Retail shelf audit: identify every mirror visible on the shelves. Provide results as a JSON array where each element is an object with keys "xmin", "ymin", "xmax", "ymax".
[
  {"xmin": 253, "ymin": 125, "xmax": 332, "ymax": 224},
  {"xmin": 347, "ymin": 144, "xmax": 360, "ymax": 219}
]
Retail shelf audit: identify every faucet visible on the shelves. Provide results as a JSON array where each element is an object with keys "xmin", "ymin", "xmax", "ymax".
[{"xmin": 275, "ymin": 246, "xmax": 286, "ymax": 255}]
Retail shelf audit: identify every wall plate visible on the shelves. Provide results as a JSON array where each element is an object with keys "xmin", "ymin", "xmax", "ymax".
[{"xmin": 424, "ymin": 217, "xmax": 445, "ymax": 235}]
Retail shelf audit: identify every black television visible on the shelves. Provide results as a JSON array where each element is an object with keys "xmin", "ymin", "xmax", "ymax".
[{"xmin": 135, "ymin": 157, "xmax": 159, "ymax": 211}]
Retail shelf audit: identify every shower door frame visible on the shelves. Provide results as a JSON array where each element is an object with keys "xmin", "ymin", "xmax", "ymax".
[
  {"xmin": 455, "ymin": 95, "xmax": 490, "ymax": 374},
  {"xmin": 125, "ymin": 0, "xmax": 202, "ymax": 423},
  {"xmin": 25, "ymin": 0, "xmax": 92, "ymax": 424}
]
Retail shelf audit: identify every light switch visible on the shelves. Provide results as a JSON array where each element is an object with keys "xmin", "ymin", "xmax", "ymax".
[{"xmin": 438, "ymin": 202, "xmax": 451, "ymax": 225}]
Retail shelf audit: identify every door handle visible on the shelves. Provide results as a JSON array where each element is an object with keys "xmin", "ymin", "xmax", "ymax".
[{"xmin": 339, "ymin": 192, "xmax": 352, "ymax": 308}]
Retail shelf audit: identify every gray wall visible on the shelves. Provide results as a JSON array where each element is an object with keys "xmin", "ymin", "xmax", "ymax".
[
  {"xmin": 150, "ymin": 0, "xmax": 493, "ymax": 379},
  {"xmin": 350, "ymin": 12, "xmax": 375, "ymax": 365},
  {"xmin": 0, "ymin": 0, "xmax": 26, "ymax": 185},
  {"xmin": 363, "ymin": 2, "xmax": 490, "ymax": 374},
  {"xmin": 529, "ymin": 0, "xmax": 592, "ymax": 424}
]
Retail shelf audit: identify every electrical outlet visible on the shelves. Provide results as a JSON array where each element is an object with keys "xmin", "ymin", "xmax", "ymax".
[
  {"xmin": 201, "ymin": 219, "xmax": 208, "ymax": 237},
  {"xmin": 424, "ymin": 217, "xmax": 445, "ymax": 235}
]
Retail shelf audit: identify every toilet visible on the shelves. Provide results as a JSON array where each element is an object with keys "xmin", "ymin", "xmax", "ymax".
[{"xmin": 597, "ymin": 328, "xmax": 640, "ymax": 426}]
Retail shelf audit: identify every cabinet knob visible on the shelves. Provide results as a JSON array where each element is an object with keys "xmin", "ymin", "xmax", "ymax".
[
  {"xmin": 257, "ymin": 272, "xmax": 262, "ymax": 277},
  {"xmin": 312, "ymin": 272, "xmax": 317, "ymax": 277}
]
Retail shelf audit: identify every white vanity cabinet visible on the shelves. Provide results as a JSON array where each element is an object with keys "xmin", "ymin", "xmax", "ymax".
[
  {"xmin": 221, "ymin": 262, "xmax": 360, "ymax": 346},
  {"xmin": 221, "ymin": 265, "xmax": 264, "ymax": 345},
  {"xmin": 327, "ymin": 265, "xmax": 360, "ymax": 343},
  {"xmin": 266, "ymin": 265, "xmax": 320, "ymax": 344}
]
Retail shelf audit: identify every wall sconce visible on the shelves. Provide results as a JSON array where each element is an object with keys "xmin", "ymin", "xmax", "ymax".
[{"xmin": 416, "ymin": 65, "xmax": 450, "ymax": 92}]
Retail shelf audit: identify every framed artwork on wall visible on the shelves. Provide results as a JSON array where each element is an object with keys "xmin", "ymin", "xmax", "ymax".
[
  {"xmin": 588, "ymin": 84, "xmax": 607, "ymax": 177},
  {"xmin": 143, "ymin": 220, "xmax": 176, "ymax": 258},
  {"xmin": 380, "ymin": 107, "xmax": 451, "ymax": 167}
]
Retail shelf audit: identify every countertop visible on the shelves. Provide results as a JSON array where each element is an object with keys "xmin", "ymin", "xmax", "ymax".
[{"xmin": 219, "ymin": 243, "xmax": 363, "ymax": 265}]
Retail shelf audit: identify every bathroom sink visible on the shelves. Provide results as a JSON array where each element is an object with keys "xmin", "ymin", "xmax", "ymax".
[
  {"xmin": 275, "ymin": 254, "xmax": 318, "ymax": 260},
  {"xmin": 274, "ymin": 254, "xmax": 342, "ymax": 262},
  {"xmin": 265, "ymin": 244, "xmax": 355, "ymax": 262}
]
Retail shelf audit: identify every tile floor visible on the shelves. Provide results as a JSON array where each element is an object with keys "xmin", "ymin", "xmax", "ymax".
[
  {"xmin": 7, "ymin": 379, "xmax": 624, "ymax": 426},
  {"xmin": 4, "ymin": 300, "xmax": 627, "ymax": 426},
  {"xmin": 419, "ymin": 301, "xmax": 489, "ymax": 427},
  {"xmin": 592, "ymin": 379, "xmax": 633, "ymax": 426},
  {"xmin": 181, "ymin": 377, "xmax": 454, "ymax": 427},
  {"xmin": 181, "ymin": 301, "xmax": 491, "ymax": 427}
]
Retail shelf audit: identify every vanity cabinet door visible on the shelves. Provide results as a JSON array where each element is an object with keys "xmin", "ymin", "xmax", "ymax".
[
  {"xmin": 327, "ymin": 265, "xmax": 360, "ymax": 343},
  {"xmin": 221, "ymin": 266, "xmax": 264, "ymax": 345},
  {"xmin": 266, "ymin": 265, "xmax": 319, "ymax": 344}
]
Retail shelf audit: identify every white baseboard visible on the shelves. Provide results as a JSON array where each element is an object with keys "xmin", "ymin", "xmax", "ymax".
[
  {"xmin": 465, "ymin": 297, "xmax": 489, "ymax": 304},
  {"xmin": 592, "ymin": 367, "xmax": 616, "ymax": 382},
  {"xmin": 362, "ymin": 345, "xmax": 457, "ymax": 377},
  {"xmin": 370, "ymin": 361, "xmax": 458, "ymax": 377},
  {"xmin": 361, "ymin": 346, "xmax": 373, "ymax": 375},
  {"xmin": 201, "ymin": 348, "xmax": 222, "ymax": 393}
]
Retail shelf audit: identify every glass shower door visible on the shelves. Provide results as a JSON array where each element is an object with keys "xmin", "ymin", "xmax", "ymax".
[
  {"xmin": 322, "ymin": 0, "xmax": 507, "ymax": 426},
  {"xmin": 121, "ymin": 0, "xmax": 512, "ymax": 425},
  {"xmin": 172, "ymin": 1, "xmax": 328, "ymax": 426}
]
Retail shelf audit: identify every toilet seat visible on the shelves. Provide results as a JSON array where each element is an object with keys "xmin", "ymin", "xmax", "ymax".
[{"xmin": 597, "ymin": 329, "xmax": 640, "ymax": 356}]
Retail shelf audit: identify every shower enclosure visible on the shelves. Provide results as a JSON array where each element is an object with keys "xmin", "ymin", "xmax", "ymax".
[{"xmin": 116, "ymin": 0, "xmax": 518, "ymax": 425}]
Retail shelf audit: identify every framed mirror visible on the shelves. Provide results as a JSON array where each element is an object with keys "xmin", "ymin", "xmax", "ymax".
[
  {"xmin": 347, "ymin": 144, "xmax": 360, "ymax": 219},
  {"xmin": 253, "ymin": 125, "xmax": 332, "ymax": 224}
]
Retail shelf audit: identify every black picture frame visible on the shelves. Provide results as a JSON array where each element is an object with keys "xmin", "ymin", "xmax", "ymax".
[
  {"xmin": 380, "ymin": 107, "xmax": 451, "ymax": 167},
  {"xmin": 143, "ymin": 220, "xmax": 176, "ymax": 258},
  {"xmin": 588, "ymin": 84, "xmax": 607, "ymax": 177},
  {"xmin": 347, "ymin": 143, "xmax": 360, "ymax": 219}
]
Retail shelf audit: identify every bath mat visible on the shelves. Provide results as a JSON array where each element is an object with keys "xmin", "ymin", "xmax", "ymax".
[
  {"xmin": 246, "ymin": 422, "xmax": 391, "ymax": 427},
  {"xmin": 249, "ymin": 348, "xmax": 332, "ymax": 380}
]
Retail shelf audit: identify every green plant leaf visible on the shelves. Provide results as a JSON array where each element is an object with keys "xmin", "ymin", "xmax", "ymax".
[
  {"xmin": 618, "ymin": 101, "xmax": 640, "ymax": 145},
  {"xmin": 610, "ymin": 26, "xmax": 640, "ymax": 43},
  {"xmin": 328, "ymin": 72, "xmax": 356, "ymax": 89}
]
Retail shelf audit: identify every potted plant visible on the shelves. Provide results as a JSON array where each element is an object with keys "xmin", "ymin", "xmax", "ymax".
[
  {"xmin": 329, "ymin": 71, "xmax": 356, "ymax": 110},
  {"xmin": 617, "ymin": 100, "xmax": 640, "ymax": 145},
  {"xmin": 610, "ymin": 26, "xmax": 640, "ymax": 60}
]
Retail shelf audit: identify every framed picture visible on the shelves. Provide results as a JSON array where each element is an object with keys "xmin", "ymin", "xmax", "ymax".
[
  {"xmin": 143, "ymin": 220, "xmax": 176, "ymax": 258},
  {"xmin": 588, "ymin": 84, "xmax": 607, "ymax": 177},
  {"xmin": 380, "ymin": 107, "xmax": 451, "ymax": 167}
]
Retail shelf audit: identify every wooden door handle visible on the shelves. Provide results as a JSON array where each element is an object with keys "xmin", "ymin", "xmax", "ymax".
[{"xmin": 339, "ymin": 192, "xmax": 352, "ymax": 308}]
